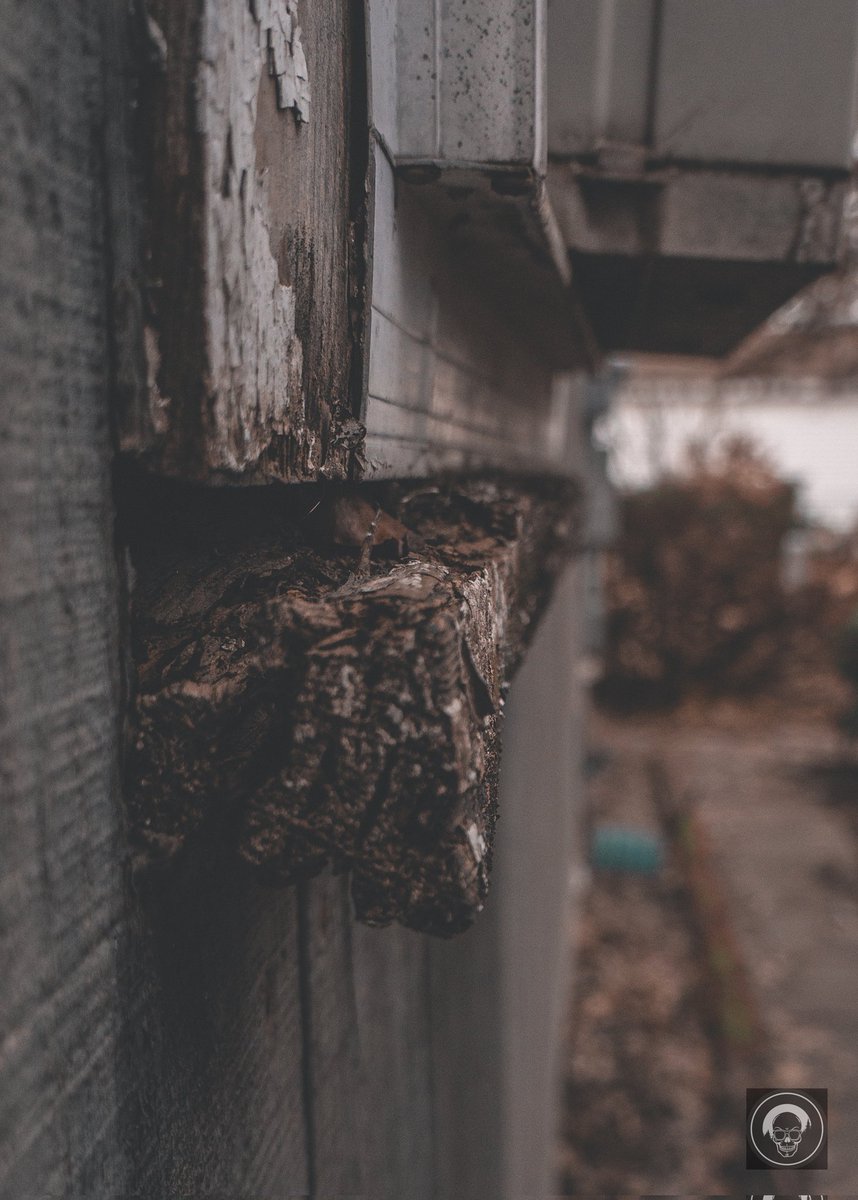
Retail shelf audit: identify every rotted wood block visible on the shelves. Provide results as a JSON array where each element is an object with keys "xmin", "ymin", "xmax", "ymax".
[{"xmin": 126, "ymin": 479, "xmax": 578, "ymax": 935}]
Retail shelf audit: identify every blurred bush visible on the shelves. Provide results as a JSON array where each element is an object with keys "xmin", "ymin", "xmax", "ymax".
[{"xmin": 597, "ymin": 437, "xmax": 797, "ymax": 710}]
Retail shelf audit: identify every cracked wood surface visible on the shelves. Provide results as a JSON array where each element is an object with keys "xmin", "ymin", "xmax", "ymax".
[{"xmin": 125, "ymin": 478, "xmax": 578, "ymax": 935}]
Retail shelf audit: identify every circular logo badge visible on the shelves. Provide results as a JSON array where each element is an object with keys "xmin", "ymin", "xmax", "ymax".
[{"xmin": 748, "ymin": 1092, "xmax": 826, "ymax": 1168}]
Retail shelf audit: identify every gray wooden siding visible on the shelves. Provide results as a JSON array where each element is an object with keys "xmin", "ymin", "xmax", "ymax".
[
  {"xmin": 0, "ymin": 1, "xmax": 127, "ymax": 1190},
  {"xmin": 109, "ymin": 0, "xmax": 587, "ymax": 488}
]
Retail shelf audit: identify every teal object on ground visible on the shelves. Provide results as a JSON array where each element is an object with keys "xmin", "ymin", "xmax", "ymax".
[{"xmin": 590, "ymin": 825, "xmax": 664, "ymax": 874}]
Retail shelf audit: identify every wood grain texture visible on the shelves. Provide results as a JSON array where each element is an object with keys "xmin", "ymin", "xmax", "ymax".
[
  {"xmin": 0, "ymin": 2, "xmax": 126, "ymax": 1193},
  {"xmin": 351, "ymin": 923, "xmax": 436, "ymax": 1197},
  {"xmin": 0, "ymin": 3, "xmax": 314, "ymax": 1194},
  {"xmin": 119, "ymin": 846, "xmax": 310, "ymax": 1196},
  {"xmin": 125, "ymin": 0, "xmax": 363, "ymax": 483},
  {"xmin": 299, "ymin": 874, "xmax": 366, "ymax": 1194},
  {"xmin": 124, "ymin": 476, "xmax": 578, "ymax": 935}
]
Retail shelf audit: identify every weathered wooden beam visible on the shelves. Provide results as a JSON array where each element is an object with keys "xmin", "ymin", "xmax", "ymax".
[
  {"xmin": 120, "ymin": 0, "xmax": 366, "ymax": 484},
  {"xmin": 124, "ymin": 478, "xmax": 578, "ymax": 935}
]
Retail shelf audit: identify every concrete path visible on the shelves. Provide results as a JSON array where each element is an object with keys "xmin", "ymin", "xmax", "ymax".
[{"xmin": 660, "ymin": 717, "xmax": 858, "ymax": 1193}]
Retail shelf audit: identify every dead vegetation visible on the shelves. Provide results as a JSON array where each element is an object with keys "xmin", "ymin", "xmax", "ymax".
[{"xmin": 597, "ymin": 437, "xmax": 797, "ymax": 710}]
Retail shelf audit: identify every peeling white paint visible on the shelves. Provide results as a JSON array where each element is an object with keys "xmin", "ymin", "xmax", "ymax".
[
  {"xmin": 198, "ymin": 1, "xmax": 309, "ymax": 472},
  {"xmin": 254, "ymin": 0, "xmax": 311, "ymax": 122}
]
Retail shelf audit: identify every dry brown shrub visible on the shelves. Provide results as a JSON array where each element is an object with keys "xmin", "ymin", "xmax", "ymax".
[{"xmin": 598, "ymin": 437, "xmax": 797, "ymax": 710}]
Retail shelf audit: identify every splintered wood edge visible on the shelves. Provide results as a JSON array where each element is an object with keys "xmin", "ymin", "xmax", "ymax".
[{"xmin": 126, "ymin": 479, "xmax": 579, "ymax": 935}]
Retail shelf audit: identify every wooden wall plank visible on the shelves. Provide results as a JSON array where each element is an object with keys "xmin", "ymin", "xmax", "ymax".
[
  {"xmin": 0, "ymin": 2, "xmax": 126, "ymax": 1193},
  {"xmin": 118, "ymin": 850, "xmax": 310, "ymax": 1196},
  {"xmin": 298, "ymin": 874, "xmax": 366, "ymax": 1195},
  {"xmin": 0, "ymin": 4, "xmax": 312, "ymax": 1194},
  {"xmin": 351, "ymin": 926, "xmax": 436, "ymax": 1199}
]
